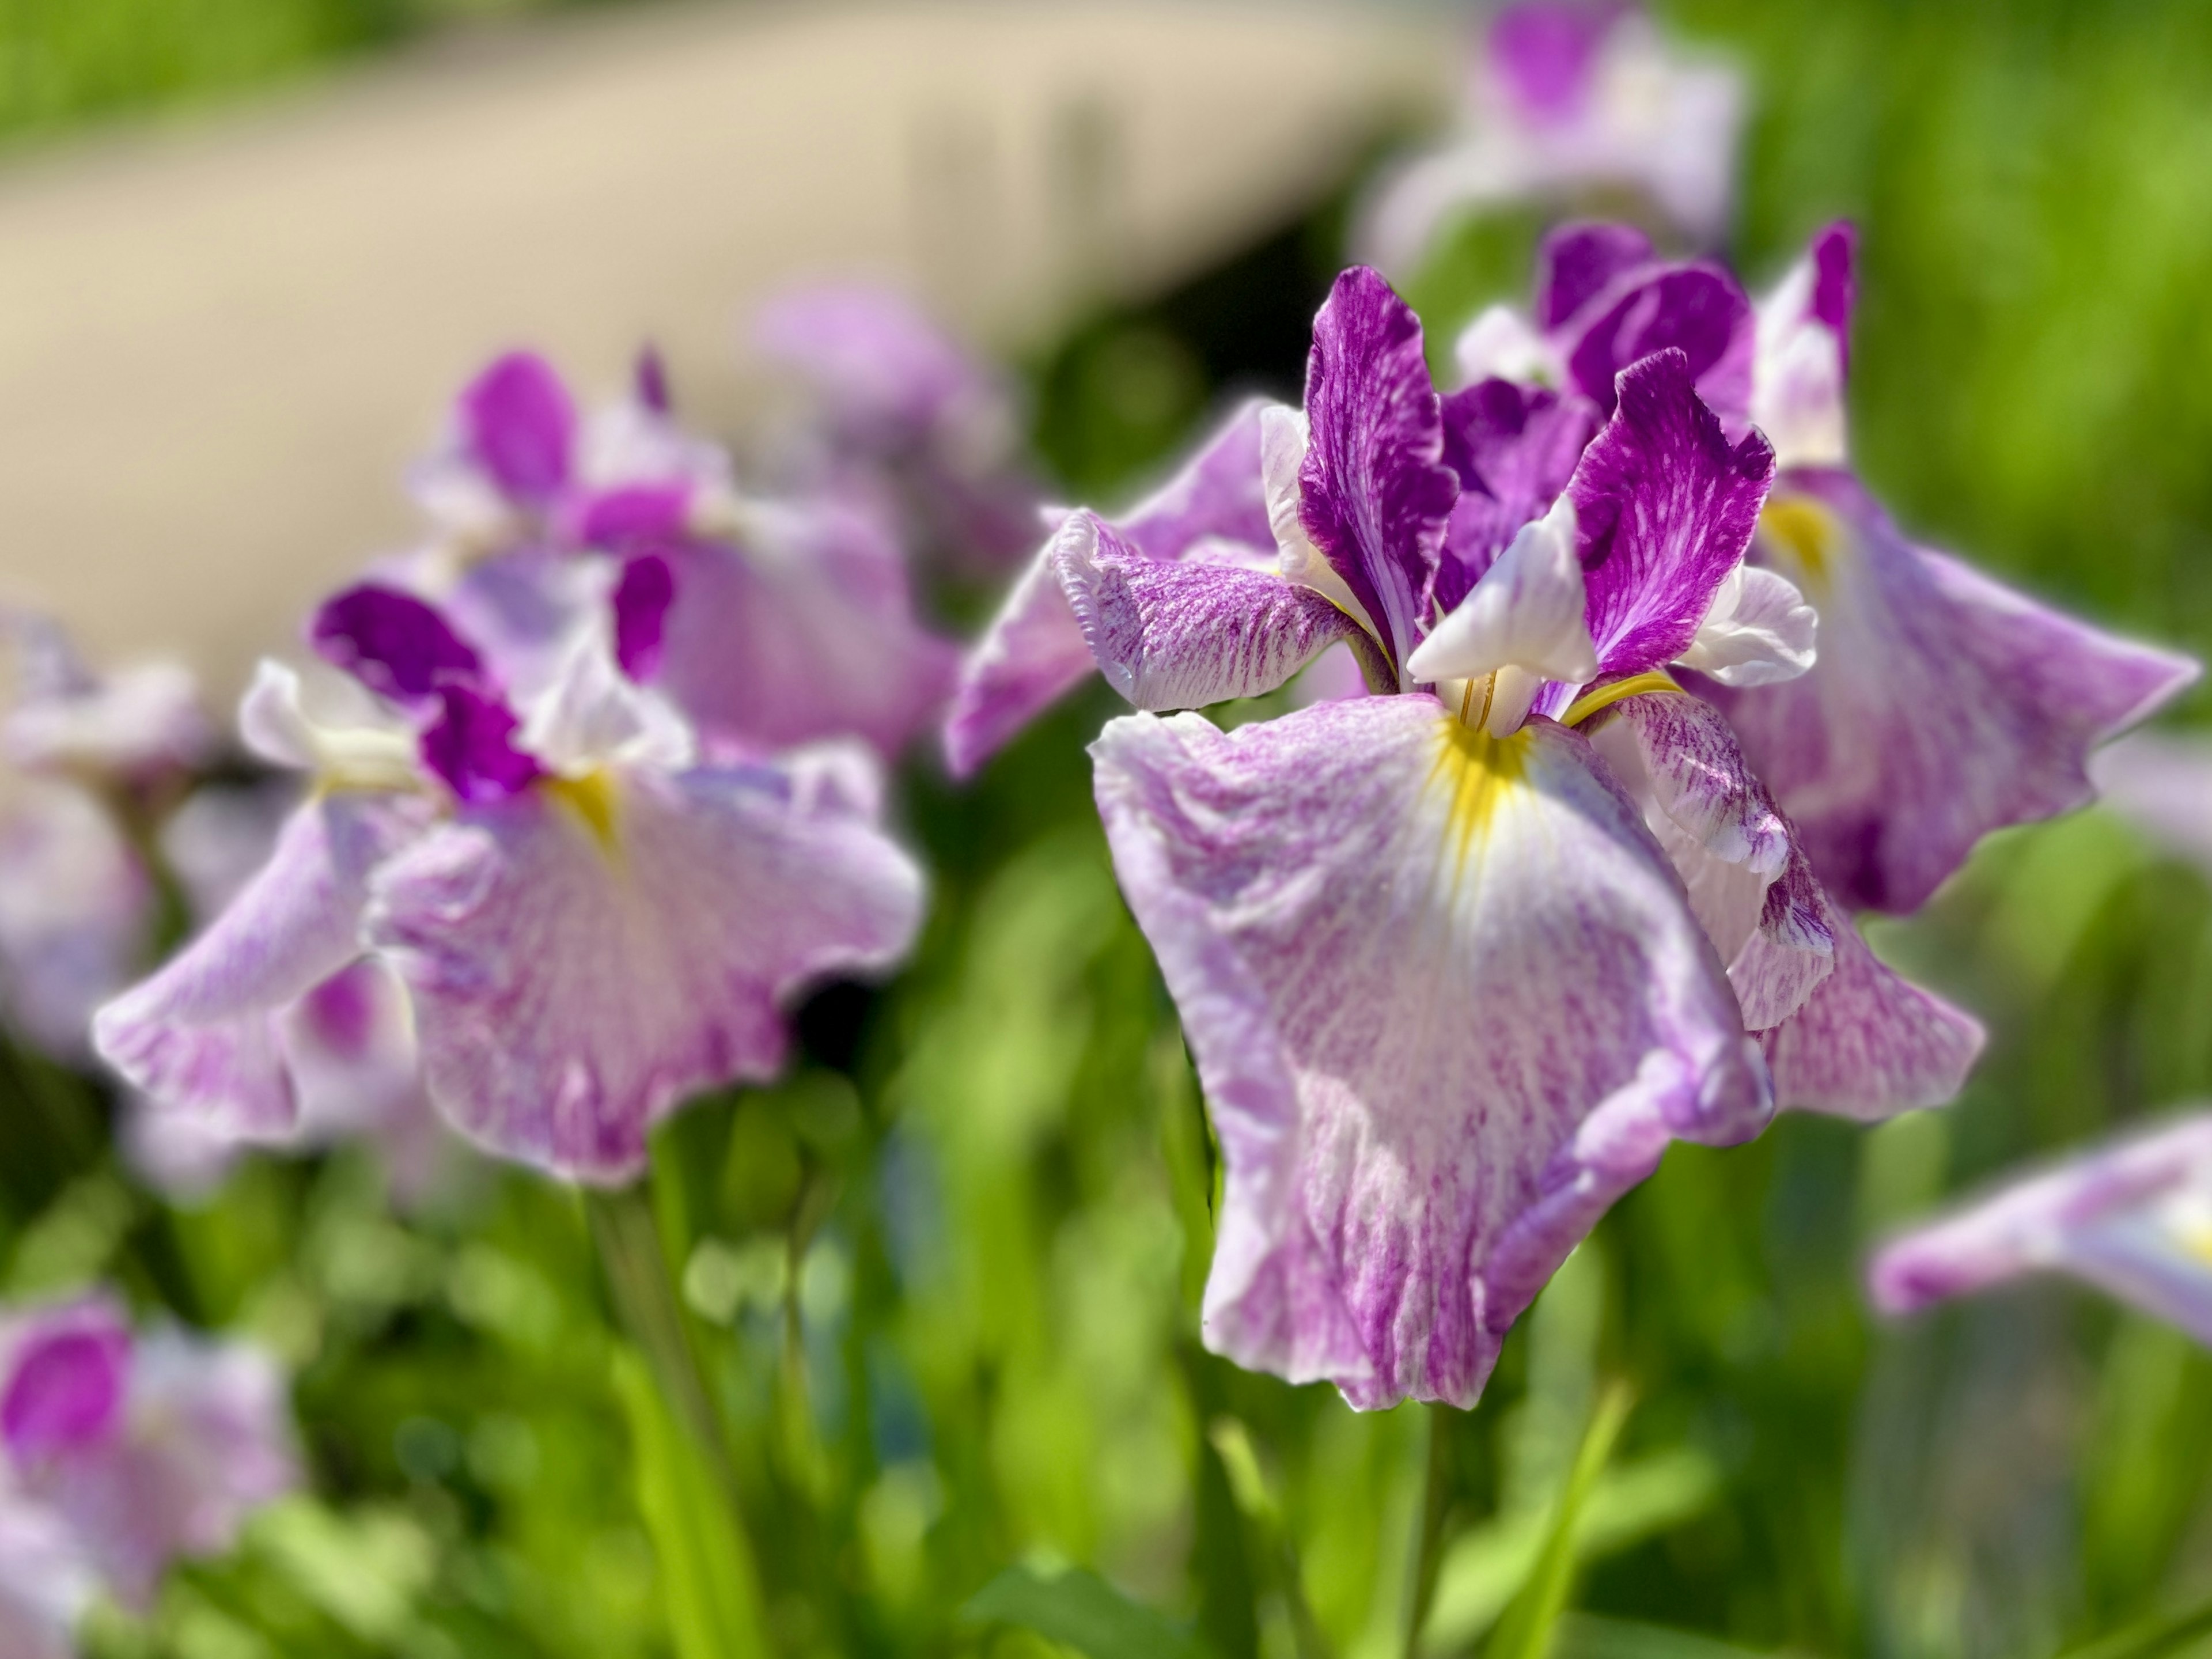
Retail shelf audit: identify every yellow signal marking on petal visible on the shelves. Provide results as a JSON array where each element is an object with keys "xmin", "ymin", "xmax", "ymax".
[
  {"xmin": 1562, "ymin": 671, "xmax": 1681, "ymax": 729},
  {"xmin": 2170, "ymin": 1218, "xmax": 2212, "ymax": 1267},
  {"xmin": 544, "ymin": 769, "xmax": 622, "ymax": 852},
  {"xmin": 1758, "ymin": 495, "xmax": 1840, "ymax": 590},
  {"xmin": 1430, "ymin": 716, "xmax": 1530, "ymax": 870}
]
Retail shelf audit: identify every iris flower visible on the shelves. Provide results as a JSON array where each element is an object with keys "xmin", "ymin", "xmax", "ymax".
[
  {"xmin": 1040, "ymin": 266, "xmax": 1973, "ymax": 1407},
  {"xmin": 405, "ymin": 350, "xmax": 957, "ymax": 762},
  {"xmin": 1357, "ymin": 1, "xmax": 1745, "ymax": 277},
  {"xmin": 96, "ymin": 577, "xmax": 925, "ymax": 1185},
  {"xmin": 0, "ymin": 1294, "xmax": 296, "ymax": 1616},
  {"xmin": 1871, "ymin": 1112, "xmax": 2212, "ymax": 1345}
]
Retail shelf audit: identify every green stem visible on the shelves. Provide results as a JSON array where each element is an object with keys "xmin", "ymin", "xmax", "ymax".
[
  {"xmin": 1404, "ymin": 1402, "xmax": 1455, "ymax": 1659},
  {"xmin": 586, "ymin": 1182, "xmax": 741, "ymax": 1505}
]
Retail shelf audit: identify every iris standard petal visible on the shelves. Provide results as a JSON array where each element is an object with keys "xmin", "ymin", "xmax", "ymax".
[
  {"xmin": 1707, "ymin": 469, "xmax": 2199, "ymax": 912},
  {"xmin": 943, "ymin": 400, "xmax": 1274, "ymax": 777},
  {"xmin": 460, "ymin": 351, "xmax": 576, "ymax": 505},
  {"xmin": 365, "ymin": 762, "xmax": 923, "ymax": 1183},
  {"xmin": 1298, "ymin": 268, "xmax": 1461, "ymax": 673},
  {"xmin": 1750, "ymin": 222, "xmax": 1855, "ymax": 471},
  {"xmin": 1537, "ymin": 220, "xmax": 1655, "ymax": 331},
  {"xmin": 310, "ymin": 583, "xmax": 486, "ymax": 706},
  {"xmin": 1558, "ymin": 257, "xmax": 1755, "ymax": 421},
  {"xmin": 1436, "ymin": 377, "xmax": 1601, "ymax": 609},
  {"xmin": 1092, "ymin": 695, "xmax": 1768, "ymax": 1408},
  {"xmin": 1870, "ymin": 1112, "xmax": 2212, "ymax": 1343},
  {"xmin": 1566, "ymin": 349, "xmax": 1775, "ymax": 681},
  {"xmin": 92, "ymin": 793, "xmax": 431, "ymax": 1137},
  {"xmin": 1054, "ymin": 512, "xmax": 1383, "ymax": 711}
]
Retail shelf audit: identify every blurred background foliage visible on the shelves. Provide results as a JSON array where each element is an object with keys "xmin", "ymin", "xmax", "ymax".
[{"xmin": 5, "ymin": 1, "xmax": 2212, "ymax": 1657}]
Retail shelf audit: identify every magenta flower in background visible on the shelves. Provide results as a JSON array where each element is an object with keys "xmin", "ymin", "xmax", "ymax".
[
  {"xmin": 1357, "ymin": 1, "xmax": 1745, "ymax": 276},
  {"xmin": 753, "ymin": 282, "xmax": 1046, "ymax": 574},
  {"xmin": 0, "ymin": 1294, "xmax": 296, "ymax": 1615},
  {"xmin": 1870, "ymin": 1112, "xmax": 2212, "ymax": 1344},
  {"xmin": 97, "ymin": 577, "xmax": 926, "ymax": 1185}
]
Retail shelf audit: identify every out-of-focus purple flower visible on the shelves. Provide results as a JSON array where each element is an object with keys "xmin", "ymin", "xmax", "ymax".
[
  {"xmin": 2089, "ymin": 731, "xmax": 2212, "ymax": 872},
  {"xmin": 0, "ymin": 1497, "xmax": 96, "ymax": 1659},
  {"xmin": 2, "ymin": 613, "xmax": 210, "ymax": 787},
  {"xmin": 1357, "ymin": 2, "xmax": 1744, "ymax": 276},
  {"xmin": 1699, "ymin": 225, "xmax": 2198, "ymax": 911},
  {"xmin": 99, "ymin": 584, "xmax": 926, "ymax": 1186},
  {"xmin": 0, "ymin": 1294, "xmax": 296, "ymax": 1612},
  {"xmin": 754, "ymin": 283, "xmax": 1044, "ymax": 573},
  {"xmin": 404, "ymin": 350, "xmax": 957, "ymax": 762},
  {"xmin": 1870, "ymin": 1112, "xmax": 2212, "ymax": 1343}
]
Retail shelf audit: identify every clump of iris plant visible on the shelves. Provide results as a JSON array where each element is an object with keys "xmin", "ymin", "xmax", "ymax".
[
  {"xmin": 949, "ymin": 240, "xmax": 2189, "ymax": 1409},
  {"xmin": 0, "ymin": 1293, "xmax": 295, "ymax": 1651},
  {"xmin": 1357, "ymin": 0, "xmax": 1745, "ymax": 277}
]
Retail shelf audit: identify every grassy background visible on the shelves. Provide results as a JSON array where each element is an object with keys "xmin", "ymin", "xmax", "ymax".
[{"xmin": 6, "ymin": 2, "xmax": 2212, "ymax": 1657}]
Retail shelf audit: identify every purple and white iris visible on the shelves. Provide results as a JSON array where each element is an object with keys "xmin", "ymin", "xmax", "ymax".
[
  {"xmin": 1871, "ymin": 1112, "xmax": 2212, "ymax": 1345},
  {"xmin": 403, "ymin": 350, "xmax": 958, "ymax": 763},
  {"xmin": 991, "ymin": 263, "xmax": 1980, "ymax": 1409},
  {"xmin": 0, "ymin": 1294, "xmax": 295, "ymax": 1629},
  {"xmin": 95, "ymin": 577, "xmax": 926, "ymax": 1185},
  {"xmin": 1357, "ymin": 1, "xmax": 1745, "ymax": 276}
]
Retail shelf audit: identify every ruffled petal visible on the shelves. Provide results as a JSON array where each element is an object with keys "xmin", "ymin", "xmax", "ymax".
[
  {"xmin": 943, "ymin": 401, "xmax": 1275, "ymax": 777},
  {"xmin": 92, "ymin": 793, "xmax": 431, "ymax": 1137},
  {"xmin": 365, "ymin": 762, "xmax": 924, "ymax": 1183},
  {"xmin": 652, "ymin": 503, "xmax": 958, "ymax": 762},
  {"xmin": 1298, "ymin": 268, "xmax": 1461, "ymax": 673},
  {"xmin": 1676, "ymin": 565, "xmax": 1817, "ymax": 686},
  {"xmin": 1558, "ymin": 257, "xmax": 1755, "ymax": 422},
  {"xmin": 1091, "ymin": 695, "xmax": 1768, "ymax": 1408},
  {"xmin": 1707, "ymin": 469, "xmax": 2199, "ymax": 911},
  {"xmin": 1565, "ymin": 349, "xmax": 1776, "ymax": 680},
  {"xmin": 1054, "ymin": 512, "xmax": 1381, "ymax": 711},
  {"xmin": 1870, "ymin": 1112, "xmax": 2212, "ymax": 1341}
]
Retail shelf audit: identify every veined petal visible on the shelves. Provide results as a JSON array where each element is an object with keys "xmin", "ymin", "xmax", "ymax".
[
  {"xmin": 365, "ymin": 763, "xmax": 923, "ymax": 1183},
  {"xmin": 1408, "ymin": 499, "xmax": 1596, "ymax": 695},
  {"xmin": 460, "ymin": 351, "xmax": 575, "ymax": 505},
  {"xmin": 1870, "ymin": 1112, "xmax": 2212, "ymax": 1342},
  {"xmin": 1435, "ymin": 377, "xmax": 1601, "ymax": 610},
  {"xmin": 1298, "ymin": 268, "xmax": 1461, "ymax": 673},
  {"xmin": 652, "ymin": 502, "xmax": 957, "ymax": 762},
  {"xmin": 1676, "ymin": 565, "xmax": 1817, "ymax": 686},
  {"xmin": 92, "ymin": 792, "xmax": 431, "ymax": 1138},
  {"xmin": 1565, "ymin": 349, "xmax": 1775, "ymax": 683},
  {"xmin": 1537, "ymin": 221, "xmax": 1654, "ymax": 331},
  {"xmin": 1750, "ymin": 222, "xmax": 1855, "ymax": 471},
  {"xmin": 1557, "ymin": 255, "xmax": 1755, "ymax": 422},
  {"xmin": 1708, "ymin": 470, "xmax": 2199, "ymax": 912},
  {"xmin": 943, "ymin": 400, "xmax": 1276, "ymax": 777},
  {"xmin": 1054, "ymin": 512, "xmax": 1382, "ymax": 711},
  {"xmin": 1092, "ymin": 696, "xmax": 1768, "ymax": 1408}
]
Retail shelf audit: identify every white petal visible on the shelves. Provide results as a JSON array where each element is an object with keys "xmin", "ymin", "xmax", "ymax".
[
  {"xmin": 1260, "ymin": 403, "xmax": 1378, "ymax": 639},
  {"xmin": 1676, "ymin": 566, "xmax": 1817, "ymax": 686},
  {"xmin": 521, "ymin": 632, "xmax": 694, "ymax": 776},
  {"xmin": 237, "ymin": 660, "xmax": 419, "ymax": 787},
  {"xmin": 1406, "ymin": 498, "xmax": 1597, "ymax": 691},
  {"xmin": 1452, "ymin": 304, "xmax": 1556, "ymax": 387}
]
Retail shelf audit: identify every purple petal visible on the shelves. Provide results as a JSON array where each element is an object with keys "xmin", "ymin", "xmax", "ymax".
[
  {"xmin": 2090, "ymin": 732, "xmax": 2212, "ymax": 874},
  {"xmin": 942, "ymin": 400, "xmax": 1279, "ymax": 777},
  {"xmin": 1565, "ymin": 349, "xmax": 1775, "ymax": 681},
  {"xmin": 1437, "ymin": 378, "xmax": 1602, "ymax": 611},
  {"xmin": 365, "ymin": 761, "xmax": 923, "ymax": 1183},
  {"xmin": 0, "ymin": 1498, "xmax": 96, "ymax": 1659},
  {"xmin": 612, "ymin": 552, "xmax": 677, "ymax": 682},
  {"xmin": 1869, "ymin": 1112, "xmax": 2212, "ymax": 1340},
  {"xmin": 567, "ymin": 483, "xmax": 692, "ymax": 552},
  {"xmin": 460, "ymin": 351, "xmax": 575, "ymax": 504},
  {"xmin": 1054, "ymin": 513, "xmax": 1383, "ymax": 711},
  {"xmin": 1299, "ymin": 268, "xmax": 1461, "ymax": 674},
  {"xmin": 1559, "ymin": 260, "xmax": 1755, "ymax": 422},
  {"xmin": 1092, "ymin": 695, "xmax": 1768, "ymax": 1407},
  {"xmin": 93, "ymin": 794, "xmax": 431, "ymax": 1138},
  {"xmin": 1488, "ymin": 3, "xmax": 1622, "ymax": 125},
  {"xmin": 2, "ymin": 1299, "xmax": 130, "ymax": 1462},
  {"xmin": 652, "ymin": 502, "xmax": 958, "ymax": 762},
  {"xmin": 1537, "ymin": 221, "xmax": 1654, "ymax": 331},
  {"xmin": 753, "ymin": 283, "xmax": 1001, "ymax": 450},
  {"xmin": 1760, "ymin": 912, "xmax": 1983, "ymax": 1120},
  {"xmin": 635, "ymin": 344, "xmax": 672, "ymax": 415},
  {"xmin": 1810, "ymin": 221, "xmax": 1857, "ymax": 355},
  {"xmin": 1705, "ymin": 471, "xmax": 2199, "ymax": 912},
  {"xmin": 310, "ymin": 584, "xmax": 485, "ymax": 705},
  {"xmin": 421, "ymin": 685, "xmax": 543, "ymax": 804}
]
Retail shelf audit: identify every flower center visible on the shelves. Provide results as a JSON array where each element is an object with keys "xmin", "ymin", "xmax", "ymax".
[{"xmin": 1757, "ymin": 496, "xmax": 1839, "ymax": 590}]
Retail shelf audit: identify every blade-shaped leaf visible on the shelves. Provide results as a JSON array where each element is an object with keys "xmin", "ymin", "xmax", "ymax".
[
  {"xmin": 1486, "ymin": 1382, "xmax": 1634, "ymax": 1659},
  {"xmin": 966, "ymin": 1562, "xmax": 1212, "ymax": 1659}
]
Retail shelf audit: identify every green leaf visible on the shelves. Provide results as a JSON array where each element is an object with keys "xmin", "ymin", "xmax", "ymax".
[
  {"xmin": 611, "ymin": 1346, "xmax": 770, "ymax": 1659},
  {"xmin": 1551, "ymin": 1613, "xmax": 1781, "ymax": 1659},
  {"xmin": 2050, "ymin": 1592, "xmax": 2212, "ymax": 1659},
  {"xmin": 965, "ymin": 1562, "xmax": 1211, "ymax": 1659},
  {"xmin": 1486, "ymin": 1382, "xmax": 1635, "ymax": 1659}
]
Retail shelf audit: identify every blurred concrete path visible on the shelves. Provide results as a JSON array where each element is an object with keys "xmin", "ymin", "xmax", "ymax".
[{"xmin": 0, "ymin": 0, "xmax": 1444, "ymax": 696}]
